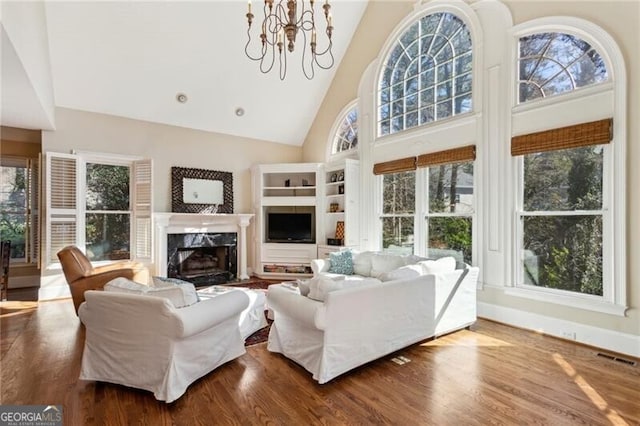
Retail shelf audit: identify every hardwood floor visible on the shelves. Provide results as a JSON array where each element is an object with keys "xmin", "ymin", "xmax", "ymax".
[{"xmin": 1, "ymin": 297, "xmax": 638, "ymax": 425}]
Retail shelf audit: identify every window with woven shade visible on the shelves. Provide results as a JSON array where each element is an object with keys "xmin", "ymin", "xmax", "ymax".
[
  {"xmin": 418, "ymin": 145, "xmax": 475, "ymax": 264},
  {"xmin": 514, "ymin": 119, "xmax": 612, "ymax": 298}
]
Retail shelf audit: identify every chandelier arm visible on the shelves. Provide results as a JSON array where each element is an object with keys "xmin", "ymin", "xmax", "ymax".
[{"xmin": 301, "ymin": 28, "xmax": 315, "ymax": 80}]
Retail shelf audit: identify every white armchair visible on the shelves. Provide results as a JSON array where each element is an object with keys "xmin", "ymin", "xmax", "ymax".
[{"xmin": 78, "ymin": 289, "xmax": 250, "ymax": 402}]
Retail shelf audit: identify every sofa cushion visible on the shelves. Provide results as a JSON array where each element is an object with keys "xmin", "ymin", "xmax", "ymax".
[
  {"xmin": 307, "ymin": 275, "xmax": 380, "ymax": 302},
  {"xmin": 352, "ymin": 251, "xmax": 375, "ymax": 276},
  {"xmin": 328, "ymin": 250, "xmax": 354, "ymax": 275},
  {"xmin": 105, "ymin": 277, "xmax": 199, "ymax": 308},
  {"xmin": 419, "ymin": 256, "xmax": 457, "ymax": 275},
  {"xmin": 370, "ymin": 254, "xmax": 406, "ymax": 279},
  {"xmin": 379, "ymin": 264, "xmax": 424, "ymax": 282}
]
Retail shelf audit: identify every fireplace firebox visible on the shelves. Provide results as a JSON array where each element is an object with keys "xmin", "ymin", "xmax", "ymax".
[{"xmin": 167, "ymin": 232, "xmax": 237, "ymax": 286}]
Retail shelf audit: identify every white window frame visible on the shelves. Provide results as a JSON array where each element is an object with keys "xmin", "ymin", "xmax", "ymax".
[
  {"xmin": 327, "ymin": 99, "xmax": 359, "ymax": 162},
  {"xmin": 508, "ymin": 18, "xmax": 627, "ymax": 316},
  {"xmin": 45, "ymin": 151, "xmax": 153, "ymax": 268},
  {"xmin": 423, "ymin": 161, "xmax": 476, "ymax": 264}
]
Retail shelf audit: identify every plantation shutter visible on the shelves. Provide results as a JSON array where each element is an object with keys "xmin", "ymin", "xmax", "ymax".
[
  {"xmin": 132, "ymin": 159, "xmax": 153, "ymax": 261},
  {"xmin": 45, "ymin": 152, "xmax": 80, "ymax": 266},
  {"xmin": 27, "ymin": 156, "xmax": 41, "ymax": 266},
  {"xmin": 511, "ymin": 118, "xmax": 612, "ymax": 156}
]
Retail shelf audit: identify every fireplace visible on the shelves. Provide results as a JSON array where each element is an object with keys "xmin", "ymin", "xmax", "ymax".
[
  {"xmin": 154, "ymin": 213, "xmax": 254, "ymax": 281},
  {"xmin": 167, "ymin": 232, "xmax": 237, "ymax": 286}
]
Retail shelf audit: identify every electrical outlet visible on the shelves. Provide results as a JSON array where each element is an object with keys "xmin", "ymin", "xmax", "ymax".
[{"xmin": 561, "ymin": 331, "xmax": 576, "ymax": 340}]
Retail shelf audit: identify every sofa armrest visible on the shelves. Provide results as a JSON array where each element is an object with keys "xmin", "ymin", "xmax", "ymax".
[
  {"xmin": 267, "ymin": 285, "xmax": 325, "ymax": 329},
  {"xmin": 175, "ymin": 291, "xmax": 250, "ymax": 337},
  {"xmin": 311, "ymin": 259, "xmax": 330, "ymax": 275}
]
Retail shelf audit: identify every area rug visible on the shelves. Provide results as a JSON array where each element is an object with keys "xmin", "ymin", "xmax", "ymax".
[{"xmin": 224, "ymin": 280, "xmax": 274, "ymax": 346}]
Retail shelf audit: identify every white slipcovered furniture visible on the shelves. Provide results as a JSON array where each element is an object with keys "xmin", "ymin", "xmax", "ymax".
[
  {"xmin": 267, "ymin": 251, "xmax": 479, "ymax": 384},
  {"xmin": 78, "ymin": 289, "xmax": 249, "ymax": 402}
]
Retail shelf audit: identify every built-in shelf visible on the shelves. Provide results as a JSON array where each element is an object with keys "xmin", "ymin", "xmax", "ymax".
[{"xmin": 252, "ymin": 163, "xmax": 321, "ymax": 279}]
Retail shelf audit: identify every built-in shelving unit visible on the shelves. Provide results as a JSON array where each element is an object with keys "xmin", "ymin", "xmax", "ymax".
[
  {"xmin": 252, "ymin": 163, "xmax": 321, "ymax": 278},
  {"xmin": 318, "ymin": 159, "xmax": 360, "ymax": 258}
]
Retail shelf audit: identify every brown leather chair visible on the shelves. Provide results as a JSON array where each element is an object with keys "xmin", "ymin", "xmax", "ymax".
[{"xmin": 57, "ymin": 245, "xmax": 149, "ymax": 315}]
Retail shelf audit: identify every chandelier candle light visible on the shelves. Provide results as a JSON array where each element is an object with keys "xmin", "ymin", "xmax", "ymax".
[{"xmin": 245, "ymin": 0, "xmax": 335, "ymax": 80}]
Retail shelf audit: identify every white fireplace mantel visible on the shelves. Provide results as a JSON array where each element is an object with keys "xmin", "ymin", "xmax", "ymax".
[{"xmin": 154, "ymin": 213, "xmax": 254, "ymax": 280}]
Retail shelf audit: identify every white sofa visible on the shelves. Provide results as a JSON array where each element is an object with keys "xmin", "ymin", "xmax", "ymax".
[
  {"xmin": 266, "ymin": 251, "xmax": 479, "ymax": 384},
  {"xmin": 79, "ymin": 289, "xmax": 249, "ymax": 402}
]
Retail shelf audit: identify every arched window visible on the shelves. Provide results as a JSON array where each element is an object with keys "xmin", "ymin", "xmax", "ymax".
[
  {"xmin": 332, "ymin": 105, "xmax": 358, "ymax": 155},
  {"xmin": 518, "ymin": 32, "xmax": 608, "ymax": 103},
  {"xmin": 512, "ymin": 25, "xmax": 625, "ymax": 314},
  {"xmin": 378, "ymin": 12, "xmax": 472, "ymax": 136}
]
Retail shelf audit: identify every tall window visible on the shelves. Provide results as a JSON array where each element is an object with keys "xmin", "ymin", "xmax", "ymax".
[
  {"xmin": 45, "ymin": 152, "xmax": 152, "ymax": 266},
  {"xmin": 515, "ymin": 120, "xmax": 609, "ymax": 297},
  {"xmin": 332, "ymin": 105, "xmax": 358, "ymax": 155},
  {"xmin": 518, "ymin": 32, "xmax": 608, "ymax": 103},
  {"xmin": 378, "ymin": 12, "xmax": 472, "ymax": 136},
  {"xmin": 375, "ymin": 147, "xmax": 475, "ymax": 262},
  {"xmin": 0, "ymin": 157, "xmax": 39, "ymax": 264},
  {"xmin": 85, "ymin": 162, "xmax": 132, "ymax": 261},
  {"xmin": 515, "ymin": 30, "xmax": 613, "ymax": 301},
  {"xmin": 425, "ymin": 161, "xmax": 474, "ymax": 264}
]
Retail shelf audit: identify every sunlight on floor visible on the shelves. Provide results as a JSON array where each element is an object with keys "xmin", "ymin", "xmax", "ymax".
[
  {"xmin": 552, "ymin": 353, "xmax": 629, "ymax": 425},
  {"xmin": 419, "ymin": 329, "xmax": 514, "ymax": 348},
  {"xmin": 0, "ymin": 301, "xmax": 38, "ymax": 318}
]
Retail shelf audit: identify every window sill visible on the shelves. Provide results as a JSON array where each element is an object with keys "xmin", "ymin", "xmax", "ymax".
[{"xmin": 502, "ymin": 287, "xmax": 627, "ymax": 317}]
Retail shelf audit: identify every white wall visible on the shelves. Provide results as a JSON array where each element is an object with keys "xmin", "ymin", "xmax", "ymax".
[{"xmin": 40, "ymin": 107, "xmax": 303, "ymax": 298}]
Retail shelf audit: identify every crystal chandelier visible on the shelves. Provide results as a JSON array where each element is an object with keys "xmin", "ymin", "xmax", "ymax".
[{"xmin": 245, "ymin": 0, "xmax": 335, "ymax": 80}]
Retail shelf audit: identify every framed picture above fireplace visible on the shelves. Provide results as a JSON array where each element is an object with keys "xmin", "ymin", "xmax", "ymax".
[{"xmin": 171, "ymin": 167, "xmax": 233, "ymax": 214}]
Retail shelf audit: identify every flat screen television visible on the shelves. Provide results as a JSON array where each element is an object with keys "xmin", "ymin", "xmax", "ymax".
[{"xmin": 266, "ymin": 212, "xmax": 315, "ymax": 243}]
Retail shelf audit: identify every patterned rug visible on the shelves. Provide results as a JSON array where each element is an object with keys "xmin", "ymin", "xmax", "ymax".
[{"xmin": 224, "ymin": 281, "xmax": 274, "ymax": 346}]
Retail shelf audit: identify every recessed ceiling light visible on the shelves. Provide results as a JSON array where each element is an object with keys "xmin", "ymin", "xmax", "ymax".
[
  {"xmin": 176, "ymin": 93, "xmax": 188, "ymax": 103},
  {"xmin": 235, "ymin": 107, "xmax": 245, "ymax": 117}
]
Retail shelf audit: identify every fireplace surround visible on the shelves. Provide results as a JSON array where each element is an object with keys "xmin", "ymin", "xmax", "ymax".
[{"xmin": 155, "ymin": 213, "xmax": 254, "ymax": 281}]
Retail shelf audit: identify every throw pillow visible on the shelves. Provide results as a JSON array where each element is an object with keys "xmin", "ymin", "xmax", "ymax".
[
  {"xmin": 328, "ymin": 250, "xmax": 354, "ymax": 275},
  {"xmin": 352, "ymin": 251, "xmax": 375, "ymax": 276},
  {"xmin": 370, "ymin": 254, "xmax": 406, "ymax": 279},
  {"xmin": 104, "ymin": 277, "xmax": 148, "ymax": 292},
  {"xmin": 419, "ymin": 256, "xmax": 457, "ymax": 275},
  {"xmin": 153, "ymin": 276, "xmax": 201, "ymax": 302},
  {"xmin": 379, "ymin": 264, "xmax": 424, "ymax": 282},
  {"xmin": 105, "ymin": 277, "xmax": 199, "ymax": 308}
]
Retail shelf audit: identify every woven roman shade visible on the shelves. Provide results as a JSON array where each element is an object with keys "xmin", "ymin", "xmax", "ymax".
[
  {"xmin": 511, "ymin": 118, "xmax": 613, "ymax": 156},
  {"xmin": 373, "ymin": 156, "xmax": 416, "ymax": 175},
  {"xmin": 416, "ymin": 145, "xmax": 476, "ymax": 168}
]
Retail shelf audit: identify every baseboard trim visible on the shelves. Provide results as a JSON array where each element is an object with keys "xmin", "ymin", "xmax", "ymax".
[{"xmin": 478, "ymin": 302, "xmax": 640, "ymax": 358}]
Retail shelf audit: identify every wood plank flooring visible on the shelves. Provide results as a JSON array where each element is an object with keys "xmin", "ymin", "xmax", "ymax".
[{"xmin": 1, "ymin": 297, "xmax": 638, "ymax": 425}]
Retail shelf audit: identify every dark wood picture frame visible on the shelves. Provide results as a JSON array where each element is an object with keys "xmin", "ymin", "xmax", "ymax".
[{"xmin": 171, "ymin": 167, "xmax": 233, "ymax": 214}]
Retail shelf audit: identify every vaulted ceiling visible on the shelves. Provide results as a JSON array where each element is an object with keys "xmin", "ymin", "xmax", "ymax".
[{"xmin": 1, "ymin": 1, "xmax": 368, "ymax": 146}]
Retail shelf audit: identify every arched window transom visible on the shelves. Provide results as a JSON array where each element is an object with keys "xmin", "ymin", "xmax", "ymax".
[
  {"xmin": 378, "ymin": 12, "xmax": 473, "ymax": 137},
  {"xmin": 332, "ymin": 106, "xmax": 358, "ymax": 154},
  {"xmin": 518, "ymin": 32, "xmax": 608, "ymax": 103}
]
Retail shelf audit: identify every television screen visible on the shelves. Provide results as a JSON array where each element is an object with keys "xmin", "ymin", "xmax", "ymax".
[{"xmin": 267, "ymin": 213, "xmax": 314, "ymax": 243}]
